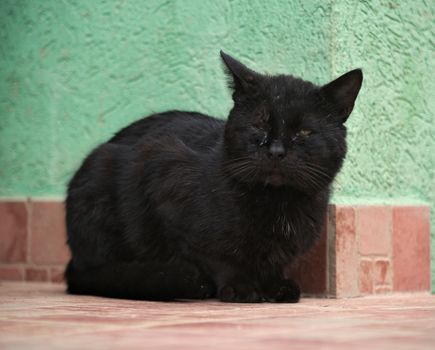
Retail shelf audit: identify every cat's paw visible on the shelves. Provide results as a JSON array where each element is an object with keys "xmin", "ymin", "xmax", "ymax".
[
  {"xmin": 263, "ymin": 279, "xmax": 301, "ymax": 303},
  {"xmin": 218, "ymin": 283, "xmax": 261, "ymax": 303},
  {"xmin": 193, "ymin": 282, "xmax": 215, "ymax": 299},
  {"xmin": 178, "ymin": 265, "xmax": 216, "ymax": 300}
]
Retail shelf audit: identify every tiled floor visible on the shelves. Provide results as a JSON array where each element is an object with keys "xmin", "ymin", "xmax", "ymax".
[{"xmin": 0, "ymin": 282, "xmax": 434, "ymax": 350}]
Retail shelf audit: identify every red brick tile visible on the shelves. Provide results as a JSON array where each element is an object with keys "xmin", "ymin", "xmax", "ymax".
[
  {"xmin": 374, "ymin": 285, "xmax": 392, "ymax": 294},
  {"xmin": 392, "ymin": 206, "xmax": 430, "ymax": 292},
  {"xmin": 25, "ymin": 267, "xmax": 48, "ymax": 281},
  {"xmin": 0, "ymin": 201, "xmax": 28, "ymax": 262},
  {"xmin": 30, "ymin": 201, "xmax": 70, "ymax": 264},
  {"xmin": 373, "ymin": 259, "xmax": 392, "ymax": 286},
  {"xmin": 0, "ymin": 266, "xmax": 24, "ymax": 281},
  {"xmin": 334, "ymin": 206, "xmax": 359, "ymax": 297},
  {"xmin": 286, "ymin": 222, "xmax": 327, "ymax": 295},
  {"xmin": 359, "ymin": 259, "xmax": 374, "ymax": 294},
  {"xmin": 357, "ymin": 206, "xmax": 391, "ymax": 256},
  {"xmin": 50, "ymin": 266, "xmax": 65, "ymax": 283}
]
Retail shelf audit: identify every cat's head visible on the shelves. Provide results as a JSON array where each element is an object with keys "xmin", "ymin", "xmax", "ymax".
[{"xmin": 221, "ymin": 51, "xmax": 362, "ymax": 191}]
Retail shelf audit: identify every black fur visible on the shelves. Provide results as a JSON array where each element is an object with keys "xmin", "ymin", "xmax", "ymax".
[{"xmin": 65, "ymin": 51, "xmax": 362, "ymax": 302}]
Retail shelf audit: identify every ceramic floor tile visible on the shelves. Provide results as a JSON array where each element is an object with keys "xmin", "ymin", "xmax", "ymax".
[{"xmin": 0, "ymin": 282, "xmax": 434, "ymax": 350}]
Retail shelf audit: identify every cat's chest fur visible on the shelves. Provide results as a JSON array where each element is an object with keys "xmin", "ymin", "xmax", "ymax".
[{"xmin": 203, "ymin": 186, "xmax": 324, "ymax": 269}]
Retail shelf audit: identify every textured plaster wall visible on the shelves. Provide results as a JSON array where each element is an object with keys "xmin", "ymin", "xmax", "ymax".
[
  {"xmin": 0, "ymin": 1, "xmax": 434, "ymax": 286},
  {"xmin": 331, "ymin": 1, "xmax": 434, "ymax": 204},
  {"xmin": 328, "ymin": 0, "xmax": 434, "ymax": 290},
  {"xmin": 0, "ymin": 0, "xmax": 332, "ymax": 196}
]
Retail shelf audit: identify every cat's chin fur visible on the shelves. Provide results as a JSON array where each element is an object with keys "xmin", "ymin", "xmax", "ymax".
[
  {"xmin": 265, "ymin": 174, "xmax": 285, "ymax": 187},
  {"xmin": 65, "ymin": 51, "xmax": 362, "ymax": 303}
]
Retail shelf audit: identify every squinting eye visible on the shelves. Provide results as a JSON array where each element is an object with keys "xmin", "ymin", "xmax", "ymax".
[{"xmin": 298, "ymin": 129, "xmax": 312, "ymax": 137}]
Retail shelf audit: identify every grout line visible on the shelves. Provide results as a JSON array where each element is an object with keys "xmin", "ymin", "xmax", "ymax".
[
  {"xmin": 389, "ymin": 206, "xmax": 395, "ymax": 290},
  {"xmin": 360, "ymin": 254, "xmax": 391, "ymax": 259},
  {"xmin": 326, "ymin": 204, "xmax": 336, "ymax": 297},
  {"xmin": 25, "ymin": 198, "xmax": 32, "ymax": 276},
  {"xmin": 47, "ymin": 266, "xmax": 52, "ymax": 282},
  {"xmin": 354, "ymin": 205, "xmax": 362, "ymax": 296},
  {"xmin": 0, "ymin": 262, "xmax": 66, "ymax": 269}
]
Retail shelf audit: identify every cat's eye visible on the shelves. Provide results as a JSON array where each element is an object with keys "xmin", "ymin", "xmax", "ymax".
[{"xmin": 298, "ymin": 129, "xmax": 312, "ymax": 137}]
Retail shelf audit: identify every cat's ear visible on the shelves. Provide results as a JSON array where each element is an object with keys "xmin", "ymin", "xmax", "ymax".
[
  {"xmin": 220, "ymin": 50, "xmax": 259, "ymax": 95},
  {"xmin": 320, "ymin": 69, "xmax": 363, "ymax": 123}
]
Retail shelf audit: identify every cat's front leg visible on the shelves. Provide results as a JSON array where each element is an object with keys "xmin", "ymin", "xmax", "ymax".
[
  {"xmin": 219, "ymin": 282, "xmax": 262, "ymax": 303},
  {"xmin": 217, "ymin": 272, "xmax": 262, "ymax": 303},
  {"xmin": 261, "ymin": 278, "xmax": 301, "ymax": 303}
]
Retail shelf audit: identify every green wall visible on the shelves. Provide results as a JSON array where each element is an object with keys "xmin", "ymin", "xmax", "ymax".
[
  {"xmin": 1, "ymin": 0, "xmax": 434, "ymax": 287},
  {"xmin": 0, "ymin": 0, "xmax": 332, "ymax": 196},
  {"xmin": 329, "ymin": 0, "xmax": 434, "ymax": 290}
]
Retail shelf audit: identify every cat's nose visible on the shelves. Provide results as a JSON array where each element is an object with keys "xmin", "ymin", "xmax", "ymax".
[{"xmin": 268, "ymin": 140, "xmax": 285, "ymax": 159}]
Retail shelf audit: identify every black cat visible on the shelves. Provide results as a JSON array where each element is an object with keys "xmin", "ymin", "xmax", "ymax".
[{"xmin": 65, "ymin": 51, "xmax": 362, "ymax": 303}]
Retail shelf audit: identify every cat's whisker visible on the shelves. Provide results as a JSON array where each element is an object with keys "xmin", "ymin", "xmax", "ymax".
[
  {"xmin": 300, "ymin": 162, "xmax": 331, "ymax": 174},
  {"xmin": 295, "ymin": 163, "xmax": 332, "ymax": 187},
  {"xmin": 292, "ymin": 167, "xmax": 326, "ymax": 190},
  {"xmin": 303, "ymin": 171, "xmax": 326, "ymax": 188},
  {"xmin": 304, "ymin": 165, "xmax": 331, "ymax": 177},
  {"xmin": 302, "ymin": 168, "xmax": 329, "ymax": 183},
  {"xmin": 223, "ymin": 158, "xmax": 261, "ymax": 183},
  {"xmin": 225, "ymin": 163, "xmax": 254, "ymax": 177}
]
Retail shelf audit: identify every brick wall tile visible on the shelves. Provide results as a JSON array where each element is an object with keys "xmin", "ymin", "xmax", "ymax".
[
  {"xmin": 50, "ymin": 266, "xmax": 66, "ymax": 283},
  {"xmin": 30, "ymin": 201, "xmax": 71, "ymax": 264},
  {"xmin": 0, "ymin": 266, "xmax": 24, "ymax": 281},
  {"xmin": 374, "ymin": 285, "xmax": 392, "ymax": 294},
  {"xmin": 0, "ymin": 202, "xmax": 28, "ymax": 262},
  {"xmin": 1, "ymin": 199, "xmax": 430, "ymax": 296},
  {"xmin": 392, "ymin": 206, "xmax": 430, "ymax": 292},
  {"xmin": 359, "ymin": 259, "xmax": 374, "ymax": 294},
  {"xmin": 357, "ymin": 206, "xmax": 391, "ymax": 256},
  {"xmin": 335, "ymin": 206, "xmax": 359, "ymax": 297},
  {"xmin": 374, "ymin": 259, "xmax": 392, "ymax": 286},
  {"xmin": 25, "ymin": 267, "xmax": 48, "ymax": 282}
]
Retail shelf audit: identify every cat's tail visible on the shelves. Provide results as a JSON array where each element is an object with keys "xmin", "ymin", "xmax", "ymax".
[{"xmin": 65, "ymin": 260, "xmax": 215, "ymax": 301}]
